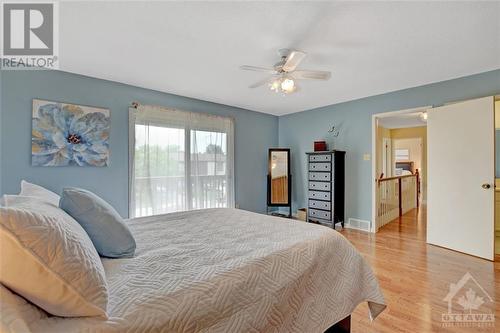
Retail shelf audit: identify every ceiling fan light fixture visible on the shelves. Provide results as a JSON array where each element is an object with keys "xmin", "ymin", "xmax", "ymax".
[
  {"xmin": 281, "ymin": 78, "xmax": 295, "ymax": 93},
  {"xmin": 268, "ymin": 77, "xmax": 297, "ymax": 94},
  {"xmin": 241, "ymin": 48, "xmax": 331, "ymax": 95},
  {"xmin": 269, "ymin": 79, "xmax": 281, "ymax": 92}
]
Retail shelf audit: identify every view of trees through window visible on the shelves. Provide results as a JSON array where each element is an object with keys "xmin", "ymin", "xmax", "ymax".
[
  {"xmin": 133, "ymin": 125, "xmax": 228, "ymax": 217},
  {"xmin": 134, "ymin": 144, "xmax": 184, "ymax": 177}
]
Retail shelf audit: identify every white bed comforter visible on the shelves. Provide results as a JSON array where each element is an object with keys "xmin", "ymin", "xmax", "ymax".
[{"xmin": 1, "ymin": 208, "xmax": 385, "ymax": 333}]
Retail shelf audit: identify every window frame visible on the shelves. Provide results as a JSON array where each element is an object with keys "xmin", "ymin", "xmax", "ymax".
[
  {"xmin": 128, "ymin": 106, "xmax": 234, "ymax": 218},
  {"xmin": 395, "ymin": 148, "xmax": 410, "ymax": 161}
]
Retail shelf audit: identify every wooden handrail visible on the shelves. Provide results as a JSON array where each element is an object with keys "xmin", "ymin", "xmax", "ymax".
[
  {"xmin": 377, "ymin": 173, "xmax": 419, "ymax": 217},
  {"xmin": 376, "ymin": 170, "xmax": 419, "ymax": 229},
  {"xmin": 377, "ymin": 174, "xmax": 417, "ymax": 183}
]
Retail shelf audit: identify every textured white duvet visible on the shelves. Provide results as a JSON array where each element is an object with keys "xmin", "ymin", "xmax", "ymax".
[{"xmin": 1, "ymin": 208, "xmax": 385, "ymax": 333}]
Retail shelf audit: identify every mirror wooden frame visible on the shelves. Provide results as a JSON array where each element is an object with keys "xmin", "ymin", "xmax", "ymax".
[{"xmin": 267, "ymin": 148, "xmax": 292, "ymax": 217}]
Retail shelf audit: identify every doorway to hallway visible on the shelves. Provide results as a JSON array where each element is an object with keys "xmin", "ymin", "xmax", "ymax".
[{"xmin": 372, "ymin": 107, "xmax": 427, "ymax": 232}]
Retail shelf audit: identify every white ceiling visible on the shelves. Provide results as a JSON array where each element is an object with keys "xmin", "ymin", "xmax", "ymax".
[{"xmin": 59, "ymin": 1, "xmax": 500, "ymax": 116}]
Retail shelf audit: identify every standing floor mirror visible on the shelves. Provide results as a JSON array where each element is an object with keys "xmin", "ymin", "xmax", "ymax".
[{"xmin": 267, "ymin": 148, "xmax": 292, "ymax": 217}]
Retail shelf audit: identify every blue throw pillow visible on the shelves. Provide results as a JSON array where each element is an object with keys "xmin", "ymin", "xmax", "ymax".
[{"xmin": 59, "ymin": 187, "xmax": 136, "ymax": 258}]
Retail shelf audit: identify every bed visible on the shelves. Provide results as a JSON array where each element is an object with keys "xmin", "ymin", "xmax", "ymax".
[{"xmin": 1, "ymin": 208, "xmax": 385, "ymax": 333}]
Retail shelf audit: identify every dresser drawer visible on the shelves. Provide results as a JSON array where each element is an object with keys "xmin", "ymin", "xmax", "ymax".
[
  {"xmin": 309, "ymin": 162, "xmax": 331, "ymax": 172},
  {"xmin": 309, "ymin": 181, "xmax": 331, "ymax": 191},
  {"xmin": 308, "ymin": 209, "xmax": 331, "ymax": 221},
  {"xmin": 309, "ymin": 199, "xmax": 331, "ymax": 211},
  {"xmin": 308, "ymin": 216, "xmax": 332, "ymax": 225},
  {"xmin": 309, "ymin": 154, "xmax": 332, "ymax": 162},
  {"xmin": 308, "ymin": 190, "xmax": 331, "ymax": 201},
  {"xmin": 309, "ymin": 172, "xmax": 331, "ymax": 182}
]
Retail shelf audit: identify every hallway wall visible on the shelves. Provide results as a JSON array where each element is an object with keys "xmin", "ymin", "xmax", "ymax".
[{"xmin": 391, "ymin": 127, "xmax": 427, "ymax": 202}]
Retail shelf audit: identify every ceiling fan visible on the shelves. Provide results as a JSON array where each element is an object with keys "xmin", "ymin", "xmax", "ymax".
[{"xmin": 240, "ymin": 49, "xmax": 331, "ymax": 95}]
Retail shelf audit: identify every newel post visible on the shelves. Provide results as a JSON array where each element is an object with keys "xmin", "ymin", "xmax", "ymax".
[
  {"xmin": 398, "ymin": 178, "xmax": 402, "ymax": 217},
  {"xmin": 415, "ymin": 169, "xmax": 420, "ymax": 208}
]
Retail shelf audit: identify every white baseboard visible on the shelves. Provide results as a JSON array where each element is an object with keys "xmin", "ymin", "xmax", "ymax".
[{"xmin": 346, "ymin": 218, "xmax": 371, "ymax": 232}]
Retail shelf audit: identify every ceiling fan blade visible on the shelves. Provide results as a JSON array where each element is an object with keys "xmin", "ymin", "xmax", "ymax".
[
  {"xmin": 240, "ymin": 65, "xmax": 276, "ymax": 74},
  {"xmin": 249, "ymin": 76, "xmax": 276, "ymax": 89},
  {"xmin": 292, "ymin": 70, "xmax": 331, "ymax": 80},
  {"xmin": 282, "ymin": 50, "xmax": 306, "ymax": 72}
]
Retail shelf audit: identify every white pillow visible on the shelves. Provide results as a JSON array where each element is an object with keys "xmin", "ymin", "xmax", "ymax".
[
  {"xmin": 0, "ymin": 197, "xmax": 108, "ymax": 317},
  {"xmin": 1, "ymin": 195, "xmax": 38, "ymax": 207},
  {"xmin": 19, "ymin": 180, "xmax": 60, "ymax": 206},
  {"xmin": 0, "ymin": 284, "xmax": 45, "ymax": 333}
]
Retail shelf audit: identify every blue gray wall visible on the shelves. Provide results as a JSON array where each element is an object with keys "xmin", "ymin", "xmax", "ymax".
[
  {"xmin": 2, "ymin": 68, "xmax": 499, "ymax": 221},
  {"xmin": 0, "ymin": 70, "xmax": 3, "ymax": 196},
  {"xmin": 0, "ymin": 70, "xmax": 279, "ymax": 216},
  {"xmin": 279, "ymin": 69, "xmax": 500, "ymax": 223}
]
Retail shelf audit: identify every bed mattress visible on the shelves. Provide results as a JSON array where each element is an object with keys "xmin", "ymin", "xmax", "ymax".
[{"xmin": 1, "ymin": 208, "xmax": 385, "ymax": 333}]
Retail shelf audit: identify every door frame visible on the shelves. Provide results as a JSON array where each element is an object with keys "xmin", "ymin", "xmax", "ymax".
[
  {"xmin": 371, "ymin": 106, "xmax": 431, "ymax": 232},
  {"xmin": 382, "ymin": 137, "xmax": 392, "ymax": 177}
]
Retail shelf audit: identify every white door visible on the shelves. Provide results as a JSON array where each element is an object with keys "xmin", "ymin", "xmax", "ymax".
[{"xmin": 427, "ymin": 96, "xmax": 495, "ymax": 260}]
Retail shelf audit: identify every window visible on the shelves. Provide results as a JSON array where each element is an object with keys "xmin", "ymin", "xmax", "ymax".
[
  {"xmin": 395, "ymin": 148, "xmax": 409, "ymax": 161},
  {"xmin": 129, "ymin": 105, "xmax": 234, "ymax": 217}
]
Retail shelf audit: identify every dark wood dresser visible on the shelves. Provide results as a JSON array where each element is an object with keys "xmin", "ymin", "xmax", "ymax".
[{"xmin": 306, "ymin": 150, "xmax": 346, "ymax": 228}]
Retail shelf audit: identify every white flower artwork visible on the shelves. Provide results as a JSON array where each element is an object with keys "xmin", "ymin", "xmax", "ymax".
[{"xmin": 31, "ymin": 99, "xmax": 110, "ymax": 166}]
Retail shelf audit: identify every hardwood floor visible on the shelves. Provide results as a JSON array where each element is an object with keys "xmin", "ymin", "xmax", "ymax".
[{"xmin": 339, "ymin": 206, "xmax": 500, "ymax": 332}]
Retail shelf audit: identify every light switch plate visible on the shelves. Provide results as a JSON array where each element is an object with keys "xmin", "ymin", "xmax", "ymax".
[{"xmin": 363, "ymin": 154, "xmax": 371, "ymax": 161}]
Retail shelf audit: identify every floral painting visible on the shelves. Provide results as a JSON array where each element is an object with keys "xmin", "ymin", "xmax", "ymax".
[{"xmin": 32, "ymin": 99, "xmax": 110, "ymax": 166}]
